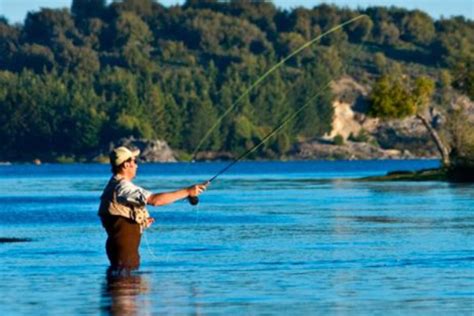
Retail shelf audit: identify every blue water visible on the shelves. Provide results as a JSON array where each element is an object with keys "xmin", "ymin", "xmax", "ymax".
[{"xmin": 1, "ymin": 160, "xmax": 473, "ymax": 314}]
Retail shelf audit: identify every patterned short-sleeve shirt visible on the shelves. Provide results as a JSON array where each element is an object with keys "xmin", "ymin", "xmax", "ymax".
[{"xmin": 115, "ymin": 178, "xmax": 152, "ymax": 207}]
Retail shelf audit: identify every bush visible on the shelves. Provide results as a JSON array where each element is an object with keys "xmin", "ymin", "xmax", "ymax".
[
  {"xmin": 348, "ymin": 129, "xmax": 370, "ymax": 142},
  {"xmin": 56, "ymin": 155, "xmax": 75, "ymax": 163},
  {"xmin": 333, "ymin": 134, "xmax": 345, "ymax": 145}
]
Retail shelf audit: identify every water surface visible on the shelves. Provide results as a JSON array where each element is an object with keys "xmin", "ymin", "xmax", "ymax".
[{"xmin": 1, "ymin": 160, "xmax": 473, "ymax": 314}]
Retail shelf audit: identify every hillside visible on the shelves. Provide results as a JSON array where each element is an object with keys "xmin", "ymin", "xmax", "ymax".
[{"xmin": 0, "ymin": 0, "xmax": 472, "ymax": 162}]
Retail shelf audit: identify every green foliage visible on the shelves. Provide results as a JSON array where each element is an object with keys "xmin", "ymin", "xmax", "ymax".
[
  {"xmin": 369, "ymin": 74, "xmax": 435, "ymax": 120},
  {"xmin": 412, "ymin": 76, "xmax": 435, "ymax": 111},
  {"xmin": 431, "ymin": 17, "xmax": 474, "ymax": 66},
  {"xmin": 452, "ymin": 60, "xmax": 474, "ymax": 100},
  {"xmin": 0, "ymin": 2, "xmax": 472, "ymax": 161},
  {"xmin": 186, "ymin": 98, "xmax": 219, "ymax": 150},
  {"xmin": 17, "ymin": 44, "xmax": 55, "ymax": 72},
  {"xmin": 290, "ymin": 62, "xmax": 334, "ymax": 139},
  {"xmin": 347, "ymin": 15, "xmax": 373, "ymax": 42},
  {"xmin": 368, "ymin": 75, "xmax": 415, "ymax": 119},
  {"xmin": 333, "ymin": 134, "xmax": 344, "ymax": 145},
  {"xmin": 112, "ymin": 12, "xmax": 153, "ymax": 70},
  {"xmin": 72, "ymin": 0, "xmax": 106, "ymax": 19},
  {"xmin": 399, "ymin": 10, "xmax": 435, "ymax": 45},
  {"xmin": 373, "ymin": 52, "xmax": 387, "ymax": 74},
  {"xmin": 111, "ymin": 0, "xmax": 155, "ymax": 18},
  {"xmin": 182, "ymin": 9, "xmax": 270, "ymax": 57},
  {"xmin": 349, "ymin": 129, "xmax": 370, "ymax": 142},
  {"xmin": 55, "ymin": 155, "xmax": 76, "ymax": 163},
  {"xmin": 23, "ymin": 8, "xmax": 77, "ymax": 47},
  {"xmin": 277, "ymin": 32, "xmax": 312, "ymax": 65},
  {"xmin": 226, "ymin": 113, "xmax": 264, "ymax": 156},
  {"xmin": 445, "ymin": 108, "xmax": 474, "ymax": 159},
  {"xmin": 373, "ymin": 21, "xmax": 400, "ymax": 45}
]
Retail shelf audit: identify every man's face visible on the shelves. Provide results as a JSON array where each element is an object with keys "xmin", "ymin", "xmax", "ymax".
[{"xmin": 124, "ymin": 158, "xmax": 138, "ymax": 178}]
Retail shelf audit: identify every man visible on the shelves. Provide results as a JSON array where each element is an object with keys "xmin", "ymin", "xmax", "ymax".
[{"xmin": 98, "ymin": 146, "xmax": 207, "ymax": 271}]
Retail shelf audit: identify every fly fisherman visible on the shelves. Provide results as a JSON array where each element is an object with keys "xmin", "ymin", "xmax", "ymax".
[{"xmin": 98, "ymin": 146, "xmax": 207, "ymax": 272}]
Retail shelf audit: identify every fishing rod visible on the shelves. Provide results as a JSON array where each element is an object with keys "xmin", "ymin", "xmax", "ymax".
[
  {"xmin": 187, "ymin": 15, "xmax": 369, "ymax": 205},
  {"xmin": 187, "ymin": 83, "xmax": 330, "ymax": 205},
  {"xmin": 190, "ymin": 14, "xmax": 368, "ymax": 161}
]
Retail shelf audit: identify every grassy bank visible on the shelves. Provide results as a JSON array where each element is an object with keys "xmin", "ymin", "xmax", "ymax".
[{"xmin": 360, "ymin": 168, "xmax": 448, "ymax": 181}]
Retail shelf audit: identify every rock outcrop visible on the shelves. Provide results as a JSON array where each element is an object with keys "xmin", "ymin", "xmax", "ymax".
[
  {"xmin": 373, "ymin": 118, "xmax": 439, "ymax": 157},
  {"xmin": 320, "ymin": 76, "xmax": 439, "ymax": 159},
  {"xmin": 291, "ymin": 139, "xmax": 417, "ymax": 160},
  {"xmin": 112, "ymin": 137, "xmax": 177, "ymax": 162}
]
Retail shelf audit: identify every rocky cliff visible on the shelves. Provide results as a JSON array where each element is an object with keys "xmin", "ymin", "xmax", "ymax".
[{"xmin": 292, "ymin": 76, "xmax": 448, "ymax": 160}]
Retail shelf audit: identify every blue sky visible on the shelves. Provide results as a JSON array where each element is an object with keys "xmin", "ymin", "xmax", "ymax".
[{"xmin": 1, "ymin": 0, "xmax": 473, "ymax": 24}]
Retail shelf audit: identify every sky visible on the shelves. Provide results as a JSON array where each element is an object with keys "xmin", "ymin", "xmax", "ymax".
[{"xmin": 0, "ymin": 0, "xmax": 473, "ymax": 24}]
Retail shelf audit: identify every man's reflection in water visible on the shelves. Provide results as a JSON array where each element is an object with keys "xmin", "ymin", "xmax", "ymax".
[{"xmin": 102, "ymin": 268, "xmax": 151, "ymax": 316}]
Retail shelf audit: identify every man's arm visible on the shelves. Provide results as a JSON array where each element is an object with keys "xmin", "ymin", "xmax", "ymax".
[{"xmin": 147, "ymin": 183, "xmax": 208, "ymax": 206}]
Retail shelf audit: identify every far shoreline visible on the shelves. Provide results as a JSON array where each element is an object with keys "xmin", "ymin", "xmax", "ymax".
[{"xmin": 0, "ymin": 157, "xmax": 441, "ymax": 165}]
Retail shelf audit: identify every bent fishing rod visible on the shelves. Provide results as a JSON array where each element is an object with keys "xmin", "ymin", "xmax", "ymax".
[
  {"xmin": 190, "ymin": 14, "xmax": 368, "ymax": 161},
  {"xmin": 186, "ymin": 15, "xmax": 369, "ymax": 205}
]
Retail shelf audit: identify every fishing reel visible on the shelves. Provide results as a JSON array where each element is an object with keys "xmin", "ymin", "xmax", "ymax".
[{"xmin": 188, "ymin": 196, "xmax": 199, "ymax": 205}]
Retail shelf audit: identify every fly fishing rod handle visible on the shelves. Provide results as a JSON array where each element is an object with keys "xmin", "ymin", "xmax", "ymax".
[{"xmin": 188, "ymin": 196, "xmax": 199, "ymax": 206}]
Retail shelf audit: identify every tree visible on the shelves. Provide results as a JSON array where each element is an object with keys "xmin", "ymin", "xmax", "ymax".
[
  {"xmin": 112, "ymin": 12, "xmax": 153, "ymax": 70},
  {"xmin": 288, "ymin": 8, "xmax": 311, "ymax": 39},
  {"xmin": 373, "ymin": 52, "xmax": 387, "ymax": 74},
  {"xmin": 369, "ymin": 75, "xmax": 450, "ymax": 165},
  {"xmin": 181, "ymin": 9, "xmax": 270, "ymax": 57},
  {"xmin": 368, "ymin": 75, "xmax": 414, "ymax": 118},
  {"xmin": 0, "ymin": 70, "xmax": 71, "ymax": 159},
  {"xmin": 276, "ymin": 32, "xmax": 312, "ymax": 65},
  {"xmin": 110, "ymin": 0, "xmax": 155, "ymax": 18},
  {"xmin": 400, "ymin": 10, "xmax": 435, "ymax": 45},
  {"xmin": 430, "ymin": 17, "xmax": 474, "ymax": 84},
  {"xmin": 374, "ymin": 21, "xmax": 400, "ymax": 45},
  {"xmin": 347, "ymin": 14, "xmax": 373, "ymax": 42},
  {"xmin": 71, "ymin": 0, "xmax": 106, "ymax": 19},
  {"xmin": 0, "ymin": 21, "xmax": 20, "ymax": 71},
  {"xmin": 291, "ymin": 62, "xmax": 334, "ymax": 139},
  {"xmin": 16, "ymin": 44, "xmax": 55, "ymax": 72},
  {"xmin": 55, "ymin": 40, "xmax": 100, "ymax": 73},
  {"xmin": 186, "ymin": 98, "xmax": 219, "ymax": 150},
  {"xmin": 22, "ymin": 9, "xmax": 78, "ymax": 47},
  {"xmin": 162, "ymin": 94, "xmax": 183, "ymax": 148}
]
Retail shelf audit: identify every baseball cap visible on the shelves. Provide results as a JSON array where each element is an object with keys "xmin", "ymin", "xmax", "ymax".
[{"xmin": 109, "ymin": 146, "xmax": 140, "ymax": 166}]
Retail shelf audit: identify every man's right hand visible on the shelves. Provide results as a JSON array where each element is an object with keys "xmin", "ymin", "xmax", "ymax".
[{"xmin": 187, "ymin": 182, "xmax": 209, "ymax": 197}]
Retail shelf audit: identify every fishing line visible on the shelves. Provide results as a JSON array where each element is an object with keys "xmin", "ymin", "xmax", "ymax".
[
  {"xmin": 189, "ymin": 35, "xmax": 370, "ymax": 205},
  {"xmin": 190, "ymin": 14, "xmax": 368, "ymax": 161},
  {"xmin": 143, "ymin": 228, "xmax": 160, "ymax": 261}
]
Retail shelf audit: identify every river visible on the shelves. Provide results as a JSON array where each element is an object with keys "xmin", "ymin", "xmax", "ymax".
[{"xmin": 1, "ymin": 160, "xmax": 473, "ymax": 314}]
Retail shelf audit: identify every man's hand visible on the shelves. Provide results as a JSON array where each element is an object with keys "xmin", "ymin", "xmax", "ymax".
[
  {"xmin": 147, "ymin": 217, "xmax": 155, "ymax": 227},
  {"xmin": 187, "ymin": 181, "xmax": 209, "ymax": 197}
]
